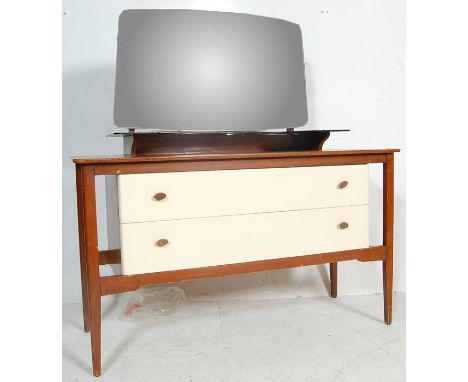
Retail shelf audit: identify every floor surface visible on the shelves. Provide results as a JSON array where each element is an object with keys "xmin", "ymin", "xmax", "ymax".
[{"xmin": 63, "ymin": 293, "xmax": 405, "ymax": 381}]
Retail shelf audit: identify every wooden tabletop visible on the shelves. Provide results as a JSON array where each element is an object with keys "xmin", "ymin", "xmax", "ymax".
[{"xmin": 72, "ymin": 149, "xmax": 400, "ymax": 164}]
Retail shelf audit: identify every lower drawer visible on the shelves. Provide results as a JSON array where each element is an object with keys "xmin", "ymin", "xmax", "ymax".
[{"xmin": 120, "ymin": 205, "xmax": 369, "ymax": 275}]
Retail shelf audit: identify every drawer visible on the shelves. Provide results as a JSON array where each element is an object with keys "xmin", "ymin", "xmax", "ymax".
[
  {"xmin": 120, "ymin": 205, "xmax": 369, "ymax": 275},
  {"xmin": 117, "ymin": 165, "xmax": 369, "ymax": 223}
]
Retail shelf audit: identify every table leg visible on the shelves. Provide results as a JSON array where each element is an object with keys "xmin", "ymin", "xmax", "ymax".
[
  {"xmin": 383, "ymin": 154, "xmax": 394, "ymax": 325},
  {"xmin": 75, "ymin": 164, "xmax": 90, "ymax": 332},
  {"xmin": 330, "ymin": 263, "xmax": 338, "ymax": 298},
  {"xmin": 82, "ymin": 165, "xmax": 102, "ymax": 376}
]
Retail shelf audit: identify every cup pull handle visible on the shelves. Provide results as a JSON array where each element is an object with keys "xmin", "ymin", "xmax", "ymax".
[
  {"xmin": 153, "ymin": 192, "xmax": 167, "ymax": 201},
  {"xmin": 338, "ymin": 222, "xmax": 349, "ymax": 230},
  {"xmin": 338, "ymin": 181, "xmax": 349, "ymax": 189},
  {"xmin": 155, "ymin": 239, "xmax": 169, "ymax": 247}
]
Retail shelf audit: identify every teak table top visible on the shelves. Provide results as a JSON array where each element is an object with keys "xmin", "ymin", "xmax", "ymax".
[{"xmin": 72, "ymin": 149, "xmax": 400, "ymax": 164}]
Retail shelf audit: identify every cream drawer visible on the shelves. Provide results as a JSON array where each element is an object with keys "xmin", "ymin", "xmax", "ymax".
[
  {"xmin": 120, "ymin": 205, "xmax": 369, "ymax": 275},
  {"xmin": 118, "ymin": 165, "xmax": 369, "ymax": 223}
]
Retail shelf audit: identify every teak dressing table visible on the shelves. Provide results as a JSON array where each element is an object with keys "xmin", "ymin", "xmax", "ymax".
[{"xmin": 73, "ymin": 140, "xmax": 399, "ymax": 377}]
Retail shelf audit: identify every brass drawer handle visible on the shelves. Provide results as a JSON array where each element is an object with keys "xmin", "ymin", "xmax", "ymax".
[
  {"xmin": 155, "ymin": 239, "xmax": 169, "ymax": 247},
  {"xmin": 338, "ymin": 181, "xmax": 349, "ymax": 189},
  {"xmin": 153, "ymin": 192, "xmax": 167, "ymax": 201},
  {"xmin": 338, "ymin": 222, "xmax": 349, "ymax": 229}
]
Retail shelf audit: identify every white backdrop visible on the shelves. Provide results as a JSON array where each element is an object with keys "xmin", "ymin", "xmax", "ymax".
[{"xmin": 63, "ymin": 0, "xmax": 405, "ymax": 303}]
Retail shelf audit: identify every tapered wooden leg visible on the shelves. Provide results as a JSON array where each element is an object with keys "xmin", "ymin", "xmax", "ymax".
[
  {"xmin": 383, "ymin": 154, "xmax": 394, "ymax": 325},
  {"xmin": 89, "ymin": 294, "xmax": 101, "ymax": 377},
  {"xmin": 82, "ymin": 165, "xmax": 102, "ymax": 376},
  {"xmin": 383, "ymin": 260, "xmax": 393, "ymax": 325},
  {"xmin": 330, "ymin": 263, "xmax": 338, "ymax": 298},
  {"xmin": 76, "ymin": 164, "xmax": 91, "ymax": 332}
]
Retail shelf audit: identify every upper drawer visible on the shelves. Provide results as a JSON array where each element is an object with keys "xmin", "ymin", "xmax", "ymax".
[{"xmin": 117, "ymin": 165, "xmax": 369, "ymax": 223}]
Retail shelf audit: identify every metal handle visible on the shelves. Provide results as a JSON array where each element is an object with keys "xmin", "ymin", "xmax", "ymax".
[
  {"xmin": 338, "ymin": 181, "xmax": 349, "ymax": 189},
  {"xmin": 338, "ymin": 222, "xmax": 349, "ymax": 230},
  {"xmin": 155, "ymin": 239, "xmax": 169, "ymax": 247},
  {"xmin": 153, "ymin": 192, "xmax": 167, "ymax": 201}
]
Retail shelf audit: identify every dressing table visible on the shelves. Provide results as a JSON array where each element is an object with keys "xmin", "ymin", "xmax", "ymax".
[{"xmin": 73, "ymin": 146, "xmax": 398, "ymax": 376}]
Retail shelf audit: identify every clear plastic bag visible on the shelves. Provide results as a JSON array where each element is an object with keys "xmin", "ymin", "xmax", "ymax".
[{"xmin": 118, "ymin": 286, "xmax": 185, "ymax": 322}]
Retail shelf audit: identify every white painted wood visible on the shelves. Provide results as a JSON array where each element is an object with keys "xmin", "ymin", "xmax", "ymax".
[
  {"xmin": 117, "ymin": 165, "xmax": 369, "ymax": 223},
  {"xmin": 120, "ymin": 205, "xmax": 369, "ymax": 275}
]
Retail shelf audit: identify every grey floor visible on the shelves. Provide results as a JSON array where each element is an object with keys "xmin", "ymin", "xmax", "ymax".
[{"xmin": 63, "ymin": 293, "xmax": 405, "ymax": 381}]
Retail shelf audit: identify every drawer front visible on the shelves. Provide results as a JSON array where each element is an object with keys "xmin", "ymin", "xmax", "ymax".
[
  {"xmin": 120, "ymin": 205, "xmax": 369, "ymax": 275},
  {"xmin": 118, "ymin": 165, "xmax": 369, "ymax": 223}
]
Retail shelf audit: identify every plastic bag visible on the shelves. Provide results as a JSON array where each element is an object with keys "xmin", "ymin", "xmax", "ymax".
[{"xmin": 118, "ymin": 286, "xmax": 185, "ymax": 322}]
